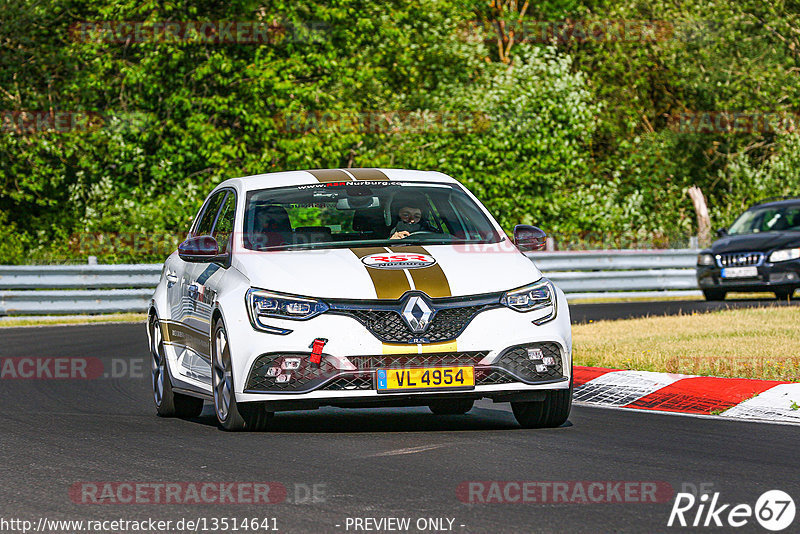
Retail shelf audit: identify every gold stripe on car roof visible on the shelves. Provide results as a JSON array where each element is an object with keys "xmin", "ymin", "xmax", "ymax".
[
  {"xmin": 346, "ymin": 168, "xmax": 390, "ymax": 181},
  {"xmin": 308, "ymin": 169, "xmax": 353, "ymax": 182}
]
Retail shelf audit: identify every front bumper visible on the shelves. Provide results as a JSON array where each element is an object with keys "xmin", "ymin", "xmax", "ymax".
[
  {"xmin": 231, "ymin": 291, "xmax": 573, "ymax": 404},
  {"xmin": 245, "ymin": 342, "xmax": 565, "ymax": 392},
  {"xmin": 697, "ymin": 260, "xmax": 800, "ymax": 291},
  {"xmin": 239, "ymin": 342, "xmax": 569, "ymax": 409}
]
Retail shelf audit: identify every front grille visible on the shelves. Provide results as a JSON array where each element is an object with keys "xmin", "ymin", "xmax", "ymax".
[
  {"xmin": 339, "ymin": 305, "xmax": 486, "ymax": 343},
  {"xmin": 474, "ymin": 369, "xmax": 517, "ymax": 385},
  {"xmin": 322, "ymin": 374, "xmax": 374, "ymax": 390},
  {"xmin": 717, "ymin": 252, "xmax": 764, "ymax": 268}
]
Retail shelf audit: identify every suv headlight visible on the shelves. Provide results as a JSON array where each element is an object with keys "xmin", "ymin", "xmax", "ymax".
[
  {"xmin": 246, "ymin": 289, "xmax": 329, "ymax": 332},
  {"xmin": 769, "ymin": 248, "xmax": 800, "ymax": 263},
  {"xmin": 697, "ymin": 253, "xmax": 715, "ymax": 266},
  {"xmin": 501, "ymin": 278, "xmax": 557, "ymax": 324}
]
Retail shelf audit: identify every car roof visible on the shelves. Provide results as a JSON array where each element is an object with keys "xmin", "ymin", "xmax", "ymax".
[
  {"xmin": 215, "ymin": 168, "xmax": 460, "ymax": 194},
  {"xmin": 748, "ymin": 197, "xmax": 800, "ymax": 210}
]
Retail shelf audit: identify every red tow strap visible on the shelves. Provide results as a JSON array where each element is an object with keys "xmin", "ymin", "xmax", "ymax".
[{"xmin": 309, "ymin": 338, "xmax": 328, "ymax": 367}]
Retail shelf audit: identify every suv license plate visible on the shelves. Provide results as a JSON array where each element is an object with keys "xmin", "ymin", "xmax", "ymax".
[{"xmin": 721, "ymin": 266, "xmax": 758, "ymax": 278}]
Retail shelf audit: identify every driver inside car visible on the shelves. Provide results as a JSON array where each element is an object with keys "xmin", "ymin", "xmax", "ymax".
[{"xmin": 389, "ymin": 200, "xmax": 436, "ymax": 239}]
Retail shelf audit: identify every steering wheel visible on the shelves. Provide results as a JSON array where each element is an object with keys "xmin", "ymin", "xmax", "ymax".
[{"xmin": 405, "ymin": 231, "xmax": 437, "ymax": 237}]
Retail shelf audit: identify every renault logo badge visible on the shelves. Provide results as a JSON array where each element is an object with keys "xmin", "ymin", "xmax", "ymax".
[{"xmin": 401, "ymin": 296, "xmax": 433, "ymax": 333}]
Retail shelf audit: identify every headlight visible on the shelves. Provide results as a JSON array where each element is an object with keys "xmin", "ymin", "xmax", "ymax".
[
  {"xmin": 769, "ymin": 248, "xmax": 800, "ymax": 263},
  {"xmin": 246, "ymin": 288, "xmax": 329, "ymax": 333},
  {"xmin": 697, "ymin": 253, "xmax": 715, "ymax": 266},
  {"xmin": 501, "ymin": 278, "xmax": 557, "ymax": 324}
]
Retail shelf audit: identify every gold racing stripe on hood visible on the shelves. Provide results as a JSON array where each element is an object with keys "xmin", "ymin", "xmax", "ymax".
[
  {"xmin": 388, "ymin": 246, "xmax": 452, "ymax": 298},
  {"xmin": 346, "ymin": 168, "xmax": 390, "ymax": 181},
  {"xmin": 308, "ymin": 169, "xmax": 352, "ymax": 182},
  {"xmin": 382, "ymin": 341, "xmax": 458, "ymax": 354},
  {"xmin": 350, "ymin": 247, "xmax": 412, "ymax": 299}
]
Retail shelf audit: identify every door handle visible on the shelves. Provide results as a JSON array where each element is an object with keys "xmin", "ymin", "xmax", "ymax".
[{"xmin": 165, "ymin": 271, "xmax": 178, "ymax": 284}]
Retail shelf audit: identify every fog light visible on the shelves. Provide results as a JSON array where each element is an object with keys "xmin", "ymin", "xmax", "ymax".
[
  {"xmin": 281, "ymin": 358, "xmax": 301, "ymax": 370},
  {"xmin": 542, "ymin": 356, "xmax": 556, "ymax": 366},
  {"xmin": 266, "ymin": 367, "xmax": 281, "ymax": 377},
  {"xmin": 527, "ymin": 348, "xmax": 544, "ymax": 360},
  {"xmin": 276, "ymin": 374, "xmax": 291, "ymax": 383}
]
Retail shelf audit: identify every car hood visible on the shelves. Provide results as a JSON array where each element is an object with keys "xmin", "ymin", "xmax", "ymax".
[
  {"xmin": 709, "ymin": 232, "xmax": 800, "ymax": 253},
  {"xmin": 234, "ymin": 244, "xmax": 542, "ymax": 300}
]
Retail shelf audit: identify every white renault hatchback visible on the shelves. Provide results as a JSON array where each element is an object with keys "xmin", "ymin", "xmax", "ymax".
[{"xmin": 148, "ymin": 168, "xmax": 572, "ymax": 430}]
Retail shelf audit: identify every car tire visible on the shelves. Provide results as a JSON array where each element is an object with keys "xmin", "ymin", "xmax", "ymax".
[
  {"xmin": 428, "ymin": 399, "xmax": 474, "ymax": 415},
  {"xmin": 511, "ymin": 382, "xmax": 572, "ymax": 429},
  {"xmin": 212, "ymin": 317, "xmax": 273, "ymax": 431},
  {"xmin": 774, "ymin": 289, "xmax": 794, "ymax": 300},
  {"xmin": 702, "ymin": 289, "xmax": 727, "ymax": 301},
  {"xmin": 149, "ymin": 314, "xmax": 204, "ymax": 418}
]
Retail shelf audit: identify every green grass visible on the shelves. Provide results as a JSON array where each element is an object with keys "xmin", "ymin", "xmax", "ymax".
[
  {"xmin": 0, "ymin": 313, "xmax": 146, "ymax": 328},
  {"xmin": 573, "ymin": 306, "xmax": 800, "ymax": 381}
]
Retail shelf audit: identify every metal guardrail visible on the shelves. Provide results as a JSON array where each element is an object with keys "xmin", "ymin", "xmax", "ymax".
[
  {"xmin": 0, "ymin": 264, "xmax": 162, "ymax": 289},
  {"xmin": 526, "ymin": 249, "xmax": 701, "ymax": 300},
  {"xmin": 0, "ymin": 250, "xmax": 700, "ymax": 315},
  {"xmin": 0, "ymin": 265, "xmax": 161, "ymax": 315}
]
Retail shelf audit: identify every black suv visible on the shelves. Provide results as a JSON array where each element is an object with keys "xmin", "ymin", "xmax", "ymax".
[{"xmin": 696, "ymin": 198, "xmax": 800, "ymax": 300}]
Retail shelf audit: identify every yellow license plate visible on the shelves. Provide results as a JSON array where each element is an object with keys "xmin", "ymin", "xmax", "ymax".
[{"xmin": 376, "ymin": 366, "xmax": 475, "ymax": 393}]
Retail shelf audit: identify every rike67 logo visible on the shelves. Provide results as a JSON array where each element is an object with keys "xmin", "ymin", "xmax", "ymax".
[{"xmin": 668, "ymin": 490, "xmax": 795, "ymax": 531}]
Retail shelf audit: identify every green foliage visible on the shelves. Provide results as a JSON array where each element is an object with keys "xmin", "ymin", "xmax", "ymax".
[
  {"xmin": 361, "ymin": 45, "xmax": 600, "ymax": 233},
  {"xmin": 1, "ymin": 0, "xmax": 799, "ymax": 263},
  {"xmin": 712, "ymin": 130, "xmax": 800, "ymax": 224}
]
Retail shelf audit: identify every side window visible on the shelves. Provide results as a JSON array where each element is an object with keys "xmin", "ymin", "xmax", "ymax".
[
  {"xmin": 212, "ymin": 193, "xmax": 236, "ymax": 252},
  {"xmin": 194, "ymin": 191, "xmax": 226, "ymax": 236},
  {"xmin": 788, "ymin": 207, "xmax": 800, "ymax": 229}
]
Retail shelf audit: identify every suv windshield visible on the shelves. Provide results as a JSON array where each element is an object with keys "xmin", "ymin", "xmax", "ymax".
[
  {"xmin": 728, "ymin": 203, "xmax": 800, "ymax": 235},
  {"xmin": 243, "ymin": 181, "xmax": 502, "ymax": 250}
]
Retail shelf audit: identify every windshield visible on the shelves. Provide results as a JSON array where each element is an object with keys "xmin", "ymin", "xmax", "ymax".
[
  {"xmin": 728, "ymin": 204, "xmax": 800, "ymax": 235},
  {"xmin": 243, "ymin": 181, "xmax": 503, "ymax": 250}
]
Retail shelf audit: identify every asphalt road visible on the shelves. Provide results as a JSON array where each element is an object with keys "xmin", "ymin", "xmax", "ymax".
[{"xmin": 1, "ymin": 302, "xmax": 798, "ymax": 533}]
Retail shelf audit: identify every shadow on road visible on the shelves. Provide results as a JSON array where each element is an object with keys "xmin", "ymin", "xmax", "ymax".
[{"xmin": 186, "ymin": 404, "xmax": 545, "ymax": 433}]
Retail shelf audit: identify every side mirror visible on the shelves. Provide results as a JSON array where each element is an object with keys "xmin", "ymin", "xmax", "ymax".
[
  {"xmin": 716, "ymin": 228, "xmax": 728, "ymax": 237},
  {"xmin": 178, "ymin": 235, "xmax": 226, "ymax": 263},
  {"xmin": 513, "ymin": 225, "xmax": 547, "ymax": 252}
]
